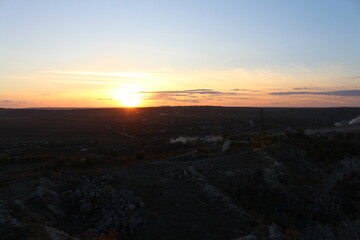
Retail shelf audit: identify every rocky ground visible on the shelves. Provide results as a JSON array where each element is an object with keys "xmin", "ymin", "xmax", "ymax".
[{"xmin": 1, "ymin": 129, "xmax": 360, "ymax": 240}]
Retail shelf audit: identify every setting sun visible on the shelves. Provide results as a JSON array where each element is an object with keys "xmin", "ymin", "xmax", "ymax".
[{"xmin": 113, "ymin": 87, "xmax": 142, "ymax": 107}]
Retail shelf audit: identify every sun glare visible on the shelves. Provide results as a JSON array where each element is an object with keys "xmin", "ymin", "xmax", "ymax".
[{"xmin": 113, "ymin": 86, "xmax": 142, "ymax": 107}]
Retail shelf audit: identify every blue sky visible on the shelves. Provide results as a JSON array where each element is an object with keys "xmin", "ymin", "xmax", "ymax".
[{"xmin": 0, "ymin": 0, "xmax": 359, "ymax": 107}]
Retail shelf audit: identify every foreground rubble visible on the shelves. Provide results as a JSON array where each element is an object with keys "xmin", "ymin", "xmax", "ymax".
[
  {"xmin": 1, "ymin": 132, "xmax": 360, "ymax": 240},
  {"xmin": 1, "ymin": 171, "xmax": 144, "ymax": 239},
  {"xmin": 162, "ymin": 137, "xmax": 360, "ymax": 239}
]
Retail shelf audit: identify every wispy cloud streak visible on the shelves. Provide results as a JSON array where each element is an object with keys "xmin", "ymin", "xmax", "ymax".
[
  {"xmin": 54, "ymin": 80, "xmax": 106, "ymax": 85},
  {"xmin": 140, "ymin": 89, "xmax": 238, "ymax": 95},
  {"xmin": 335, "ymin": 76, "xmax": 360, "ymax": 80},
  {"xmin": 139, "ymin": 88, "xmax": 253, "ymax": 105},
  {"xmin": 270, "ymin": 90, "xmax": 360, "ymax": 96},
  {"xmin": 50, "ymin": 71, "xmax": 155, "ymax": 80}
]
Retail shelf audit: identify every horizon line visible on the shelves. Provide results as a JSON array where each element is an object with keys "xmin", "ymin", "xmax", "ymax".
[{"xmin": 1, "ymin": 106, "xmax": 360, "ymax": 110}]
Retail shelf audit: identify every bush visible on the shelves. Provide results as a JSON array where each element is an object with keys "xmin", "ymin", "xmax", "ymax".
[
  {"xmin": 102, "ymin": 185, "xmax": 115, "ymax": 193},
  {"xmin": 134, "ymin": 150, "xmax": 147, "ymax": 160},
  {"xmin": 30, "ymin": 180, "xmax": 40, "ymax": 189},
  {"xmin": 91, "ymin": 230, "xmax": 117, "ymax": 240},
  {"xmin": 0, "ymin": 153, "xmax": 10, "ymax": 164}
]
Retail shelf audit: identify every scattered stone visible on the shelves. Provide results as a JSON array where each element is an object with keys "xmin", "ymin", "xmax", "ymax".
[
  {"xmin": 79, "ymin": 199, "xmax": 93, "ymax": 213},
  {"xmin": 234, "ymin": 234, "xmax": 258, "ymax": 240},
  {"xmin": 4, "ymin": 171, "xmax": 145, "ymax": 239},
  {"xmin": 42, "ymin": 225, "xmax": 79, "ymax": 240},
  {"xmin": 0, "ymin": 201, "xmax": 27, "ymax": 240},
  {"xmin": 268, "ymin": 223, "xmax": 283, "ymax": 240}
]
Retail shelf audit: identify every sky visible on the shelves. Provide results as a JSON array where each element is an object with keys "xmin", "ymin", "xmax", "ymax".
[{"xmin": 0, "ymin": 0, "xmax": 360, "ymax": 108}]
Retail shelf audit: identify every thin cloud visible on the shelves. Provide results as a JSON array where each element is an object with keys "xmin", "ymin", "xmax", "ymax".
[
  {"xmin": 141, "ymin": 89, "xmax": 238, "ymax": 95},
  {"xmin": 54, "ymin": 80, "xmax": 106, "ymax": 85},
  {"xmin": 232, "ymin": 89, "xmax": 261, "ymax": 92},
  {"xmin": 335, "ymin": 76, "xmax": 360, "ymax": 80},
  {"xmin": 270, "ymin": 90, "xmax": 360, "ymax": 96},
  {"xmin": 142, "ymin": 88, "xmax": 250, "ymax": 104},
  {"xmin": 293, "ymin": 87, "xmax": 311, "ymax": 90},
  {"xmin": 50, "ymin": 71, "xmax": 156, "ymax": 80},
  {"xmin": 222, "ymin": 97, "xmax": 249, "ymax": 100},
  {"xmin": 146, "ymin": 94, "xmax": 201, "ymax": 103},
  {"xmin": 185, "ymin": 89, "xmax": 212, "ymax": 92},
  {"xmin": 0, "ymin": 100, "xmax": 26, "ymax": 107},
  {"xmin": 0, "ymin": 100, "xmax": 13, "ymax": 104}
]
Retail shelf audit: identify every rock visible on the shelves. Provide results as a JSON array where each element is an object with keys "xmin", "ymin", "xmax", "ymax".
[
  {"xmin": 334, "ymin": 122, "xmax": 343, "ymax": 127},
  {"xmin": 14, "ymin": 186, "xmax": 66, "ymax": 225},
  {"xmin": 70, "ymin": 173, "xmax": 145, "ymax": 236},
  {"xmin": 75, "ymin": 189, "xmax": 82, "ymax": 198},
  {"xmin": 0, "ymin": 201, "xmax": 27, "ymax": 240},
  {"xmin": 222, "ymin": 139, "xmax": 232, "ymax": 151},
  {"xmin": 268, "ymin": 223, "xmax": 283, "ymax": 240},
  {"xmin": 42, "ymin": 225, "xmax": 79, "ymax": 240},
  {"xmin": 79, "ymin": 199, "xmax": 93, "ymax": 213},
  {"xmin": 6, "ymin": 171, "xmax": 144, "ymax": 239},
  {"xmin": 234, "ymin": 234, "xmax": 258, "ymax": 240},
  {"xmin": 89, "ymin": 191, "xmax": 96, "ymax": 198},
  {"xmin": 86, "ymin": 228, "xmax": 99, "ymax": 238},
  {"xmin": 349, "ymin": 116, "xmax": 360, "ymax": 125},
  {"xmin": 39, "ymin": 177, "xmax": 58, "ymax": 190},
  {"xmin": 225, "ymin": 171, "xmax": 236, "ymax": 178},
  {"xmin": 263, "ymin": 169, "xmax": 278, "ymax": 188},
  {"xmin": 201, "ymin": 183, "xmax": 243, "ymax": 214},
  {"xmin": 127, "ymin": 203, "xmax": 136, "ymax": 210},
  {"xmin": 35, "ymin": 187, "xmax": 66, "ymax": 218},
  {"xmin": 61, "ymin": 190, "xmax": 75, "ymax": 204}
]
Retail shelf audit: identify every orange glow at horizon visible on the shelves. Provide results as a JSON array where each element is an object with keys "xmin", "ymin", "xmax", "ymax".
[
  {"xmin": 113, "ymin": 86, "xmax": 143, "ymax": 107},
  {"xmin": 1, "ymin": 68, "xmax": 359, "ymax": 108}
]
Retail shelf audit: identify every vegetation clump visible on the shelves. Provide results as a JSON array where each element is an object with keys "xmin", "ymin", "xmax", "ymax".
[
  {"xmin": 134, "ymin": 150, "xmax": 147, "ymax": 160},
  {"xmin": 0, "ymin": 152, "xmax": 10, "ymax": 164}
]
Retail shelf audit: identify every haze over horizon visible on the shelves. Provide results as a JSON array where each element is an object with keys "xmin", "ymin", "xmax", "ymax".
[{"xmin": 1, "ymin": 0, "xmax": 360, "ymax": 108}]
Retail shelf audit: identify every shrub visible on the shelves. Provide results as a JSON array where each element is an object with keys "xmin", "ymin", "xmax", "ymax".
[
  {"xmin": 30, "ymin": 180, "xmax": 40, "ymax": 189},
  {"xmin": 134, "ymin": 150, "xmax": 146, "ymax": 160},
  {"xmin": 50, "ymin": 171, "xmax": 61, "ymax": 180},
  {"xmin": 102, "ymin": 185, "xmax": 115, "ymax": 193},
  {"xmin": 0, "ymin": 153, "xmax": 10, "ymax": 164},
  {"xmin": 284, "ymin": 228, "xmax": 301, "ymax": 239},
  {"xmin": 91, "ymin": 230, "xmax": 117, "ymax": 240}
]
